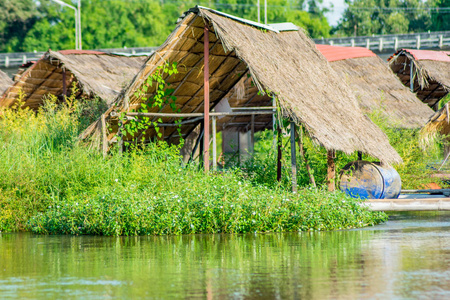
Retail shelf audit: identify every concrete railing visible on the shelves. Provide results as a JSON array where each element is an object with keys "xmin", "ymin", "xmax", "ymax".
[
  {"xmin": 1, "ymin": 30, "xmax": 449, "ymax": 67},
  {"xmin": 314, "ymin": 31, "xmax": 450, "ymax": 53}
]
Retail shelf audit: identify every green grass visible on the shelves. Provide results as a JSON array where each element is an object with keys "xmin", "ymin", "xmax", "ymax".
[{"xmin": 0, "ymin": 96, "xmax": 388, "ymax": 235}]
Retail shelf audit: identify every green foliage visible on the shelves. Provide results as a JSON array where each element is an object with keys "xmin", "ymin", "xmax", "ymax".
[
  {"xmin": 0, "ymin": 99, "xmax": 386, "ymax": 234},
  {"xmin": 335, "ymin": 0, "xmax": 449, "ymax": 37},
  {"xmin": 2, "ymin": 0, "xmax": 331, "ymax": 52},
  {"xmin": 28, "ymin": 180, "xmax": 387, "ymax": 236},
  {"xmin": 368, "ymin": 110, "xmax": 443, "ymax": 189},
  {"xmin": 239, "ymin": 110, "xmax": 443, "ymax": 191},
  {"xmin": 121, "ymin": 62, "xmax": 179, "ymax": 142}
]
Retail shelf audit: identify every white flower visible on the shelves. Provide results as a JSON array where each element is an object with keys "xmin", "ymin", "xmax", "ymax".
[{"xmin": 115, "ymin": 179, "xmax": 119, "ymax": 182}]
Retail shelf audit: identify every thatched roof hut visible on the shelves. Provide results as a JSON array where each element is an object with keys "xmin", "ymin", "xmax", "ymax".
[
  {"xmin": 316, "ymin": 44, "xmax": 433, "ymax": 129},
  {"xmin": 0, "ymin": 70, "xmax": 13, "ymax": 97},
  {"xmin": 84, "ymin": 6, "xmax": 401, "ymax": 164},
  {"xmin": 389, "ymin": 49, "xmax": 450, "ymax": 109},
  {"xmin": 0, "ymin": 50, "xmax": 146, "ymax": 110}
]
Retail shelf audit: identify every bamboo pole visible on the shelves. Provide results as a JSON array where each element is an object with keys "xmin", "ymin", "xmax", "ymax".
[
  {"xmin": 327, "ymin": 150, "xmax": 335, "ymax": 191},
  {"xmin": 290, "ymin": 122, "xmax": 297, "ymax": 192},
  {"xmin": 124, "ymin": 111, "xmax": 274, "ymax": 118},
  {"xmin": 212, "ymin": 114, "xmax": 217, "ymax": 170},
  {"xmin": 62, "ymin": 69, "xmax": 67, "ymax": 96},
  {"xmin": 101, "ymin": 114, "xmax": 107, "ymax": 158},
  {"xmin": 277, "ymin": 125, "xmax": 282, "ymax": 182},
  {"xmin": 204, "ymin": 24, "xmax": 210, "ymax": 173},
  {"xmin": 118, "ymin": 119, "xmax": 124, "ymax": 155},
  {"xmin": 250, "ymin": 114, "xmax": 255, "ymax": 153},
  {"xmin": 298, "ymin": 126, "xmax": 316, "ymax": 187}
]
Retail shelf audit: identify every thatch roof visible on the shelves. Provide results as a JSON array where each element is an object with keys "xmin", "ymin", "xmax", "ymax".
[
  {"xmin": 316, "ymin": 45, "xmax": 433, "ymax": 129},
  {"xmin": 0, "ymin": 69, "xmax": 13, "ymax": 97},
  {"xmin": 84, "ymin": 6, "xmax": 401, "ymax": 164},
  {"xmin": 389, "ymin": 49, "xmax": 450, "ymax": 109},
  {"xmin": 0, "ymin": 50, "xmax": 146, "ymax": 110},
  {"xmin": 421, "ymin": 104, "xmax": 450, "ymax": 144}
]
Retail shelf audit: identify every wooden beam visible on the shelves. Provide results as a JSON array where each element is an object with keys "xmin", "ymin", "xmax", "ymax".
[
  {"xmin": 118, "ymin": 119, "xmax": 124, "ymax": 155},
  {"xmin": 327, "ymin": 150, "xmax": 335, "ymax": 191},
  {"xmin": 277, "ymin": 125, "xmax": 282, "ymax": 182},
  {"xmin": 364, "ymin": 198, "xmax": 450, "ymax": 211},
  {"xmin": 125, "ymin": 111, "xmax": 274, "ymax": 118},
  {"xmin": 204, "ymin": 24, "xmax": 210, "ymax": 173},
  {"xmin": 62, "ymin": 68, "xmax": 67, "ymax": 96},
  {"xmin": 250, "ymin": 114, "xmax": 255, "ymax": 153},
  {"xmin": 290, "ymin": 122, "xmax": 297, "ymax": 192},
  {"xmin": 297, "ymin": 126, "xmax": 315, "ymax": 187},
  {"xmin": 212, "ymin": 114, "xmax": 217, "ymax": 170},
  {"xmin": 101, "ymin": 114, "xmax": 108, "ymax": 158}
]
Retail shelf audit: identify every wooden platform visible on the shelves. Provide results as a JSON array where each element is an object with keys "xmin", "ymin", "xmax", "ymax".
[{"xmin": 364, "ymin": 194, "xmax": 450, "ymax": 211}]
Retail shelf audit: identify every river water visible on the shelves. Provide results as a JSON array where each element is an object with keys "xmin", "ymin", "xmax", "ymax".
[{"xmin": 0, "ymin": 212, "xmax": 449, "ymax": 299}]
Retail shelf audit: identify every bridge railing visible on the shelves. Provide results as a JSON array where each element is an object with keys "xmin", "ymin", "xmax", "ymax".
[
  {"xmin": 1, "ymin": 31, "xmax": 449, "ymax": 68},
  {"xmin": 314, "ymin": 31, "xmax": 450, "ymax": 52}
]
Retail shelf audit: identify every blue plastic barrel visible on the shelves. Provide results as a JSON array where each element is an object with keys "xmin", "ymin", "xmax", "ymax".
[{"xmin": 339, "ymin": 161, "xmax": 401, "ymax": 199}]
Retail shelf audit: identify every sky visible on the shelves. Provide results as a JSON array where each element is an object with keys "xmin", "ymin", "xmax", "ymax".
[{"xmin": 322, "ymin": 0, "xmax": 347, "ymax": 26}]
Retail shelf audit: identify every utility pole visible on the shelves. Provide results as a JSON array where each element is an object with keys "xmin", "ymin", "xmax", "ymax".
[{"xmin": 51, "ymin": 0, "xmax": 82, "ymax": 50}]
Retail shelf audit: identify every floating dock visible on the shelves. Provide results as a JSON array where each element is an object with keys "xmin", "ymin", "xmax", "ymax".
[{"xmin": 364, "ymin": 194, "xmax": 450, "ymax": 211}]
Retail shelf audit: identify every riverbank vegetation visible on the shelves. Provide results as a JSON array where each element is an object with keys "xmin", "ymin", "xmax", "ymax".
[{"xmin": 0, "ymin": 96, "xmax": 391, "ymax": 235}]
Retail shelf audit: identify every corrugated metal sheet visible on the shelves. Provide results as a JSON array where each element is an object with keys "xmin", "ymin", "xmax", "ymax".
[
  {"xmin": 269, "ymin": 23, "xmax": 298, "ymax": 32},
  {"xmin": 389, "ymin": 49, "xmax": 450, "ymax": 62},
  {"xmin": 404, "ymin": 49, "xmax": 450, "ymax": 62},
  {"xmin": 315, "ymin": 44, "xmax": 376, "ymax": 62}
]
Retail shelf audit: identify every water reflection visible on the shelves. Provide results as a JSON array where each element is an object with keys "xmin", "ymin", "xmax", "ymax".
[{"xmin": 0, "ymin": 212, "xmax": 449, "ymax": 299}]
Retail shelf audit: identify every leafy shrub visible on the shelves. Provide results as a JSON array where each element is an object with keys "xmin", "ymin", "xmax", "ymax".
[{"xmin": 0, "ymin": 97, "xmax": 387, "ymax": 234}]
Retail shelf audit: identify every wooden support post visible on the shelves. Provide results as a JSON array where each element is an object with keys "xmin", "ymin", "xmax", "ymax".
[
  {"xmin": 277, "ymin": 125, "xmax": 282, "ymax": 182},
  {"xmin": 290, "ymin": 122, "xmax": 297, "ymax": 193},
  {"xmin": 272, "ymin": 96, "xmax": 276, "ymax": 154},
  {"xmin": 157, "ymin": 126, "xmax": 165, "ymax": 142},
  {"xmin": 327, "ymin": 150, "xmax": 336, "ymax": 192},
  {"xmin": 250, "ymin": 114, "xmax": 255, "ymax": 153},
  {"xmin": 188, "ymin": 124, "xmax": 204, "ymax": 164},
  {"xmin": 62, "ymin": 69, "xmax": 67, "ymax": 96},
  {"xmin": 298, "ymin": 126, "xmax": 316, "ymax": 187},
  {"xmin": 118, "ymin": 119, "xmax": 124, "ymax": 155},
  {"xmin": 101, "ymin": 114, "xmax": 108, "ymax": 158},
  {"xmin": 358, "ymin": 151, "xmax": 362, "ymax": 161},
  {"xmin": 410, "ymin": 60, "xmax": 414, "ymax": 92},
  {"xmin": 212, "ymin": 114, "xmax": 217, "ymax": 170},
  {"xmin": 203, "ymin": 24, "xmax": 210, "ymax": 173}
]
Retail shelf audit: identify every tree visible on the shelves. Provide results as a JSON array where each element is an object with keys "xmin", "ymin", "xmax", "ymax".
[
  {"xmin": 335, "ymin": 0, "xmax": 449, "ymax": 37},
  {"xmin": 1, "ymin": 0, "xmax": 332, "ymax": 52},
  {"xmin": 430, "ymin": 0, "xmax": 450, "ymax": 31},
  {"xmin": 0, "ymin": 0, "xmax": 40, "ymax": 52}
]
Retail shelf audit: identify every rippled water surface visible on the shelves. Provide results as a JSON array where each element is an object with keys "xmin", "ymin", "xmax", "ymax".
[{"xmin": 0, "ymin": 212, "xmax": 449, "ymax": 299}]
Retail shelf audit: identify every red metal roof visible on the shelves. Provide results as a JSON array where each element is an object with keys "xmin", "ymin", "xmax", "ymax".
[
  {"xmin": 390, "ymin": 49, "xmax": 450, "ymax": 62},
  {"xmin": 315, "ymin": 44, "xmax": 376, "ymax": 62},
  {"xmin": 58, "ymin": 50, "xmax": 106, "ymax": 55}
]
